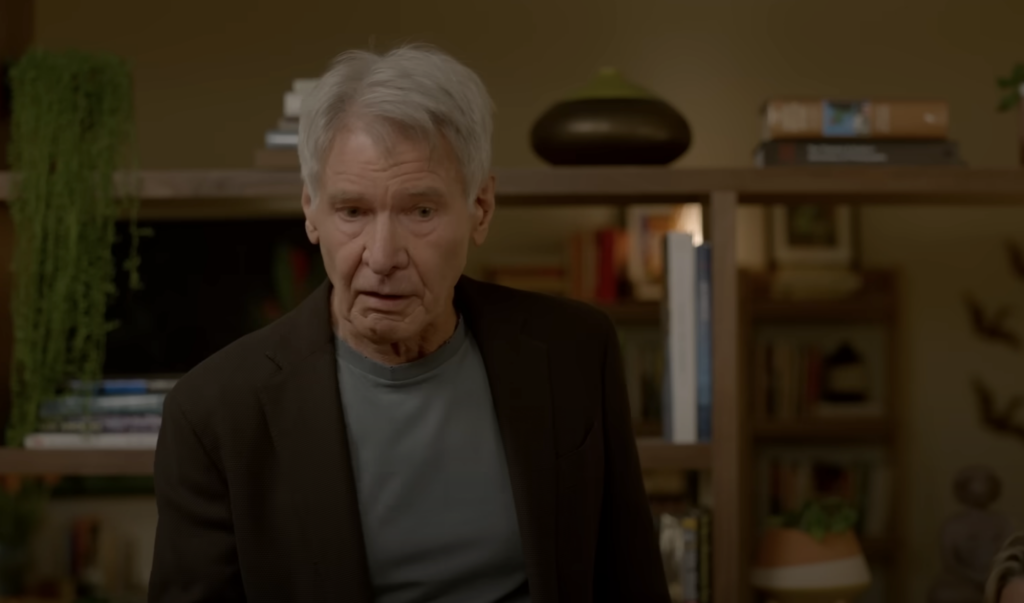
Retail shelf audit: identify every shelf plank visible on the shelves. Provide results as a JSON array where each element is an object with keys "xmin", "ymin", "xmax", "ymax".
[
  {"xmin": 4, "ymin": 167, "xmax": 1024, "ymax": 206},
  {"xmin": 636, "ymin": 439, "xmax": 712, "ymax": 471},
  {"xmin": 0, "ymin": 449, "xmax": 154, "ymax": 476},
  {"xmin": 752, "ymin": 419, "xmax": 894, "ymax": 441},
  {"xmin": 0, "ymin": 441, "xmax": 703, "ymax": 475}
]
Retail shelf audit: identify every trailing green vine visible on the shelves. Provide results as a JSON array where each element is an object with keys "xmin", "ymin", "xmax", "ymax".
[{"xmin": 6, "ymin": 50, "xmax": 141, "ymax": 446}]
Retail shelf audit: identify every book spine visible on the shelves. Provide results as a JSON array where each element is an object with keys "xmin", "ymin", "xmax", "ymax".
[
  {"xmin": 696, "ymin": 244, "xmax": 712, "ymax": 442},
  {"xmin": 762, "ymin": 99, "xmax": 950, "ymax": 140},
  {"xmin": 37, "ymin": 414, "xmax": 163, "ymax": 434},
  {"xmin": 39, "ymin": 393, "xmax": 166, "ymax": 419},
  {"xmin": 595, "ymin": 229, "xmax": 619, "ymax": 302},
  {"xmin": 283, "ymin": 91, "xmax": 303, "ymax": 118},
  {"xmin": 757, "ymin": 140, "xmax": 962, "ymax": 166},
  {"xmin": 681, "ymin": 514, "xmax": 699, "ymax": 603},
  {"xmin": 667, "ymin": 232, "xmax": 697, "ymax": 444},
  {"xmin": 23, "ymin": 432, "xmax": 159, "ymax": 450}
]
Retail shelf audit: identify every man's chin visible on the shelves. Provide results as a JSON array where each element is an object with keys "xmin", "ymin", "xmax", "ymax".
[{"xmin": 356, "ymin": 313, "xmax": 418, "ymax": 343}]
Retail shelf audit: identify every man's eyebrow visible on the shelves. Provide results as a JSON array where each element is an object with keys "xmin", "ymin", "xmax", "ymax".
[
  {"xmin": 400, "ymin": 186, "xmax": 446, "ymax": 199},
  {"xmin": 324, "ymin": 190, "xmax": 365, "ymax": 203}
]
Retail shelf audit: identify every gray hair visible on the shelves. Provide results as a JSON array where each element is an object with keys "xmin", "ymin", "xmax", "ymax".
[
  {"xmin": 986, "ymin": 531, "xmax": 1024, "ymax": 603},
  {"xmin": 298, "ymin": 44, "xmax": 494, "ymax": 204}
]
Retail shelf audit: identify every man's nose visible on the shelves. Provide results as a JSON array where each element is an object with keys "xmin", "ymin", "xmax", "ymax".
[{"xmin": 364, "ymin": 215, "xmax": 408, "ymax": 275}]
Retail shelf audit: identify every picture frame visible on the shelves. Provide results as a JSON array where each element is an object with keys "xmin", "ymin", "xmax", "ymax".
[
  {"xmin": 770, "ymin": 203, "xmax": 855, "ymax": 268},
  {"xmin": 625, "ymin": 203, "xmax": 702, "ymax": 300}
]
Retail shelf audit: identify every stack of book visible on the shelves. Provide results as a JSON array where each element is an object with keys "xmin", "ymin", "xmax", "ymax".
[
  {"xmin": 657, "ymin": 507, "xmax": 712, "ymax": 603},
  {"xmin": 253, "ymin": 78, "xmax": 318, "ymax": 170},
  {"xmin": 754, "ymin": 98, "xmax": 963, "ymax": 167},
  {"xmin": 22, "ymin": 377, "xmax": 177, "ymax": 450},
  {"xmin": 565, "ymin": 228, "xmax": 630, "ymax": 303},
  {"xmin": 662, "ymin": 232, "xmax": 713, "ymax": 444}
]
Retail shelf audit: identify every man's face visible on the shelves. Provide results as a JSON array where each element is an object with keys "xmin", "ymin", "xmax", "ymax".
[{"xmin": 302, "ymin": 124, "xmax": 494, "ymax": 347}]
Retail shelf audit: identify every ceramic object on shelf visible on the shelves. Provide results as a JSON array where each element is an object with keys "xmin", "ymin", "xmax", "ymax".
[
  {"xmin": 751, "ymin": 528, "xmax": 871, "ymax": 603},
  {"xmin": 530, "ymin": 67, "xmax": 691, "ymax": 165}
]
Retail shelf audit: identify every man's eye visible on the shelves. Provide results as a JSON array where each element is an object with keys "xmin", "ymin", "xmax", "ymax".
[
  {"xmin": 414, "ymin": 207, "xmax": 434, "ymax": 219},
  {"xmin": 339, "ymin": 207, "xmax": 364, "ymax": 219}
]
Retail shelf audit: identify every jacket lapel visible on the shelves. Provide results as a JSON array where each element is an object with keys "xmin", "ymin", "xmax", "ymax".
[
  {"xmin": 457, "ymin": 277, "xmax": 560, "ymax": 603},
  {"xmin": 258, "ymin": 280, "xmax": 374, "ymax": 602}
]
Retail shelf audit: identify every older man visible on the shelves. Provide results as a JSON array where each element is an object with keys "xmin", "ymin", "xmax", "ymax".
[{"xmin": 148, "ymin": 45, "xmax": 669, "ymax": 603}]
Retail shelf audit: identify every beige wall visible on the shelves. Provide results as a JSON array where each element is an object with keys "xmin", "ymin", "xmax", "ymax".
[{"xmin": 31, "ymin": 0, "xmax": 1024, "ymax": 599}]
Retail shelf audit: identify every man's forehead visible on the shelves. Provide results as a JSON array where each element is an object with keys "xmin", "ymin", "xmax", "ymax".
[{"xmin": 323, "ymin": 182, "xmax": 449, "ymax": 202}]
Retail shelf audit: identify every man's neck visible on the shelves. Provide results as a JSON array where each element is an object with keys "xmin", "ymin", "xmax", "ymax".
[{"xmin": 334, "ymin": 304, "xmax": 459, "ymax": 367}]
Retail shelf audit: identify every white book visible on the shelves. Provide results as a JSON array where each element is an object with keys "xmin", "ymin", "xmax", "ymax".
[
  {"xmin": 666, "ymin": 231, "xmax": 698, "ymax": 444},
  {"xmin": 23, "ymin": 432, "xmax": 159, "ymax": 450},
  {"xmin": 265, "ymin": 130, "xmax": 299, "ymax": 148},
  {"xmin": 291, "ymin": 78, "xmax": 319, "ymax": 95},
  {"xmin": 283, "ymin": 91, "xmax": 303, "ymax": 118}
]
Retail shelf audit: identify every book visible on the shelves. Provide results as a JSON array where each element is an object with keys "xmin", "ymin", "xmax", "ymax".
[
  {"xmin": 283, "ymin": 91, "xmax": 303, "ymax": 118},
  {"xmin": 39, "ymin": 393, "xmax": 166, "ymax": 419},
  {"xmin": 565, "ymin": 228, "xmax": 628, "ymax": 302},
  {"xmin": 68, "ymin": 378, "xmax": 178, "ymax": 395},
  {"xmin": 755, "ymin": 139, "xmax": 963, "ymax": 167},
  {"xmin": 695, "ymin": 244, "xmax": 713, "ymax": 442},
  {"xmin": 37, "ymin": 414, "xmax": 162, "ymax": 434},
  {"xmin": 23, "ymin": 432, "xmax": 159, "ymax": 450},
  {"xmin": 291, "ymin": 78, "xmax": 319, "ymax": 96},
  {"xmin": 276, "ymin": 117, "xmax": 299, "ymax": 133},
  {"xmin": 265, "ymin": 130, "xmax": 299, "ymax": 148},
  {"xmin": 664, "ymin": 231, "xmax": 697, "ymax": 444},
  {"xmin": 762, "ymin": 99, "xmax": 949, "ymax": 140}
]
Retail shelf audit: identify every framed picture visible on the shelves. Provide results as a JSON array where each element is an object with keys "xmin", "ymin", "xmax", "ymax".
[
  {"xmin": 771, "ymin": 204, "xmax": 855, "ymax": 268},
  {"xmin": 626, "ymin": 204, "xmax": 702, "ymax": 300}
]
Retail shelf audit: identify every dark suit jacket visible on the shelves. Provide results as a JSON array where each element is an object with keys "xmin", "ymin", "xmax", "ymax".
[{"xmin": 148, "ymin": 275, "xmax": 671, "ymax": 603}]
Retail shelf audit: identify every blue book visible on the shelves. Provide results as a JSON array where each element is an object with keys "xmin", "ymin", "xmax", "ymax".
[
  {"xmin": 39, "ymin": 393, "xmax": 166, "ymax": 419},
  {"xmin": 696, "ymin": 244, "xmax": 713, "ymax": 442},
  {"xmin": 68, "ymin": 378, "xmax": 150, "ymax": 395}
]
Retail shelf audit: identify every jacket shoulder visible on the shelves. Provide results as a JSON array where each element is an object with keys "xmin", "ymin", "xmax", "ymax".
[{"xmin": 465, "ymin": 278, "xmax": 617, "ymax": 342}]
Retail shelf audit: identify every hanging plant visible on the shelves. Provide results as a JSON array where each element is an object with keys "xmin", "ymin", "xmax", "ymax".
[{"xmin": 6, "ymin": 50, "xmax": 143, "ymax": 446}]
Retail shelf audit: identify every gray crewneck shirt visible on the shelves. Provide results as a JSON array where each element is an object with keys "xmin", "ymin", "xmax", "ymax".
[{"xmin": 335, "ymin": 317, "xmax": 530, "ymax": 603}]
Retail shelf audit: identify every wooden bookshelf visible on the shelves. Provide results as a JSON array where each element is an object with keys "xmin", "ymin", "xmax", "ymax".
[
  {"xmin": 5, "ymin": 165, "xmax": 1018, "ymax": 602},
  {"xmin": 740, "ymin": 269, "xmax": 904, "ymax": 603}
]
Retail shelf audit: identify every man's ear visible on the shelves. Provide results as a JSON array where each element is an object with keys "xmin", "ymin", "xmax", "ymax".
[
  {"xmin": 302, "ymin": 185, "xmax": 320, "ymax": 245},
  {"xmin": 470, "ymin": 174, "xmax": 496, "ymax": 247}
]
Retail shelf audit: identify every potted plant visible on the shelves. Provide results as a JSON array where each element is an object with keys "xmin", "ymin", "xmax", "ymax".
[
  {"xmin": 996, "ymin": 63, "xmax": 1024, "ymax": 167},
  {"xmin": 6, "ymin": 49, "xmax": 143, "ymax": 446},
  {"xmin": 751, "ymin": 498, "xmax": 872, "ymax": 603}
]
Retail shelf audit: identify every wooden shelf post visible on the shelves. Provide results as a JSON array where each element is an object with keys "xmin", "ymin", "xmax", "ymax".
[{"xmin": 710, "ymin": 190, "xmax": 746, "ymax": 603}]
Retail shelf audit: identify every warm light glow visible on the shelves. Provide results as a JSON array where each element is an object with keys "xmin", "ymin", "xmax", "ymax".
[{"xmin": 673, "ymin": 203, "xmax": 703, "ymax": 245}]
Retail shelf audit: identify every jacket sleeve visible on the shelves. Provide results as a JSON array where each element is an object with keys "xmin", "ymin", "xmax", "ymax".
[
  {"xmin": 594, "ymin": 320, "xmax": 672, "ymax": 603},
  {"xmin": 148, "ymin": 393, "xmax": 246, "ymax": 602}
]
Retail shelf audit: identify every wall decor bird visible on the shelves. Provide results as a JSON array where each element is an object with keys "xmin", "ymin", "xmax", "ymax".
[
  {"xmin": 1006, "ymin": 241, "xmax": 1024, "ymax": 282},
  {"xmin": 965, "ymin": 294, "xmax": 1021, "ymax": 350},
  {"xmin": 972, "ymin": 378, "xmax": 1024, "ymax": 443}
]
